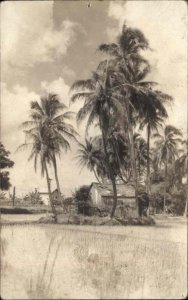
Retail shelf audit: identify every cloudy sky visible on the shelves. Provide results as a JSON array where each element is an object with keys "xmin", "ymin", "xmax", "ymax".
[{"xmin": 1, "ymin": 0, "xmax": 187, "ymax": 196}]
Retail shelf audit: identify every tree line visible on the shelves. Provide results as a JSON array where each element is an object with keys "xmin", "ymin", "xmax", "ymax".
[{"xmin": 15, "ymin": 24, "xmax": 187, "ymax": 221}]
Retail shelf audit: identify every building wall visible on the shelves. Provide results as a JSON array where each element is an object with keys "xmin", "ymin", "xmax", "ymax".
[
  {"xmin": 52, "ymin": 190, "xmax": 58, "ymax": 201},
  {"xmin": 90, "ymin": 184, "xmax": 137, "ymax": 215},
  {"xmin": 40, "ymin": 194, "xmax": 49, "ymax": 205},
  {"xmin": 90, "ymin": 185, "xmax": 101, "ymax": 206}
]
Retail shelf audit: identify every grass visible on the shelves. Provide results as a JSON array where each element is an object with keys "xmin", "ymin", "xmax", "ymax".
[
  {"xmin": 1, "ymin": 221, "xmax": 187, "ymax": 299},
  {"xmin": 25, "ymin": 236, "xmax": 64, "ymax": 299},
  {"xmin": 72, "ymin": 228, "xmax": 186, "ymax": 299},
  {"xmin": 38, "ymin": 213, "xmax": 155, "ymax": 226}
]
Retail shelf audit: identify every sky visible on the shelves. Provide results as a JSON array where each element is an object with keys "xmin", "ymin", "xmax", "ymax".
[{"xmin": 1, "ymin": 0, "xmax": 187, "ymax": 196}]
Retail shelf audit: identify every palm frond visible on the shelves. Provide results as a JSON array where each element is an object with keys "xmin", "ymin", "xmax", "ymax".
[
  {"xmin": 70, "ymin": 79, "xmax": 94, "ymax": 92},
  {"xmin": 70, "ymin": 92, "xmax": 93, "ymax": 103},
  {"xmin": 15, "ymin": 143, "xmax": 32, "ymax": 153}
]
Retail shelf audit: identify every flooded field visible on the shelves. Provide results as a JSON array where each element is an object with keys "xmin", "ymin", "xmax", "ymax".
[{"xmin": 1, "ymin": 220, "xmax": 187, "ymax": 299}]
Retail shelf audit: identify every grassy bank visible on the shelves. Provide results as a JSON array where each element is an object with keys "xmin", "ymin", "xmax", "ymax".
[{"xmin": 0, "ymin": 206, "xmax": 51, "ymax": 215}]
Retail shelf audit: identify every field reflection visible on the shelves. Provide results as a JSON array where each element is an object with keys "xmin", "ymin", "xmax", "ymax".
[{"xmin": 1, "ymin": 224, "xmax": 186, "ymax": 299}]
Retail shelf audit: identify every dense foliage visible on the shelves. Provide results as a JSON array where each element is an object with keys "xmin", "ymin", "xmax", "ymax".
[
  {"xmin": 19, "ymin": 24, "xmax": 187, "ymax": 218},
  {"xmin": 0, "ymin": 143, "xmax": 14, "ymax": 190}
]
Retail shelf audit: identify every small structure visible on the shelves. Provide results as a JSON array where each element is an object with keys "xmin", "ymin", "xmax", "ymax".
[
  {"xmin": 89, "ymin": 182, "xmax": 137, "ymax": 217},
  {"xmin": 39, "ymin": 189, "xmax": 60, "ymax": 206}
]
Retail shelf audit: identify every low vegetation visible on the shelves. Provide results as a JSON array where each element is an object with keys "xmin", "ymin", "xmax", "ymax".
[{"xmin": 1, "ymin": 223, "xmax": 186, "ymax": 299}]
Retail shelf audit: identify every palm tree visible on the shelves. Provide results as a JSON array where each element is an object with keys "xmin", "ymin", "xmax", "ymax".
[
  {"xmin": 107, "ymin": 122, "xmax": 131, "ymax": 184},
  {"xmin": 133, "ymin": 133, "xmax": 148, "ymax": 181},
  {"xmin": 175, "ymin": 140, "xmax": 188, "ymax": 216},
  {"xmin": 75, "ymin": 138, "xmax": 103, "ymax": 183},
  {"xmin": 153, "ymin": 125, "xmax": 182, "ymax": 213},
  {"xmin": 138, "ymin": 90, "xmax": 172, "ymax": 194},
  {"xmin": 70, "ymin": 67, "xmax": 124, "ymax": 218},
  {"xmin": 99, "ymin": 24, "xmax": 155, "ymax": 214},
  {"xmin": 22, "ymin": 93, "xmax": 78, "ymax": 207},
  {"xmin": 17, "ymin": 125, "xmax": 58, "ymax": 222}
]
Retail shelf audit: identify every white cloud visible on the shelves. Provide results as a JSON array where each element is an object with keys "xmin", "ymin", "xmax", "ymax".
[
  {"xmin": 1, "ymin": 1, "xmax": 76, "ymax": 70},
  {"xmin": 108, "ymin": 1, "xmax": 187, "ymax": 134},
  {"xmin": 1, "ymin": 82, "xmax": 45, "ymax": 195},
  {"xmin": 41, "ymin": 77, "xmax": 70, "ymax": 106},
  {"xmin": 41, "ymin": 77, "xmax": 83, "ymax": 115},
  {"xmin": 1, "ymin": 79, "xmax": 95, "ymax": 196}
]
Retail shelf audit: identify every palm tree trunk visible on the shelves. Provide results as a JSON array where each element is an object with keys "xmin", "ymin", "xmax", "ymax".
[
  {"xmin": 146, "ymin": 124, "xmax": 151, "ymax": 195},
  {"xmin": 164, "ymin": 156, "xmax": 168, "ymax": 215},
  {"xmin": 138, "ymin": 157, "xmax": 141, "ymax": 178},
  {"xmin": 184, "ymin": 195, "xmax": 187, "ymax": 217},
  {"xmin": 101, "ymin": 125, "xmax": 117, "ymax": 219},
  {"xmin": 44, "ymin": 159, "xmax": 57, "ymax": 223},
  {"xmin": 129, "ymin": 127, "xmax": 139, "ymax": 216},
  {"xmin": 110, "ymin": 176, "xmax": 118, "ymax": 218},
  {"xmin": 184, "ymin": 162, "xmax": 188, "ymax": 217},
  {"xmin": 52, "ymin": 154, "xmax": 63, "ymax": 207},
  {"xmin": 93, "ymin": 168, "xmax": 102, "ymax": 184},
  {"xmin": 111, "ymin": 136, "xmax": 128, "ymax": 183},
  {"xmin": 123, "ymin": 100, "xmax": 139, "ymax": 216}
]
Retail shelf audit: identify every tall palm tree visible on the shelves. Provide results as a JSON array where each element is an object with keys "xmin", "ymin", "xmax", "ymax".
[
  {"xmin": 70, "ymin": 68, "xmax": 124, "ymax": 218},
  {"xmin": 175, "ymin": 140, "xmax": 188, "ymax": 216},
  {"xmin": 17, "ymin": 125, "xmax": 58, "ymax": 222},
  {"xmin": 138, "ymin": 90, "xmax": 172, "ymax": 194},
  {"xmin": 133, "ymin": 133, "xmax": 148, "ymax": 181},
  {"xmin": 107, "ymin": 122, "xmax": 131, "ymax": 184},
  {"xmin": 22, "ymin": 93, "xmax": 78, "ymax": 207},
  {"xmin": 75, "ymin": 138, "xmax": 103, "ymax": 183},
  {"xmin": 153, "ymin": 125, "xmax": 182, "ymax": 213},
  {"xmin": 99, "ymin": 24, "xmax": 155, "ymax": 214}
]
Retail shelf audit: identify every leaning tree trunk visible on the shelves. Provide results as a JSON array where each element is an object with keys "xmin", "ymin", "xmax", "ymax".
[
  {"xmin": 12, "ymin": 186, "xmax": 16, "ymax": 207},
  {"xmin": 129, "ymin": 126, "xmax": 139, "ymax": 216},
  {"xmin": 101, "ymin": 126, "xmax": 117, "ymax": 219},
  {"xmin": 146, "ymin": 124, "xmax": 151, "ymax": 195},
  {"xmin": 184, "ymin": 160, "xmax": 188, "ymax": 217},
  {"xmin": 164, "ymin": 156, "xmax": 168, "ymax": 215},
  {"xmin": 184, "ymin": 195, "xmax": 187, "ymax": 217},
  {"xmin": 93, "ymin": 168, "xmax": 102, "ymax": 184},
  {"xmin": 52, "ymin": 154, "xmax": 63, "ymax": 207},
  {"xmin": 123, "ymin": 99, "xmax": 139, "ymax": 216},
  {"xmin": 44, "ymin": 159, "xmax": 57, "ymax": 223}
]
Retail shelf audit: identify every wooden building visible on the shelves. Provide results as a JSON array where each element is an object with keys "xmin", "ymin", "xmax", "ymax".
[{"xmin": 89, "ymin": 182, "xmax": 138, "ymax": 217}]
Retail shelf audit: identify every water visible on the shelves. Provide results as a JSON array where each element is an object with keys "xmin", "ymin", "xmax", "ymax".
[{"xmin": 1, "ymin": 223, "xmax": 187, "ymax": 299}]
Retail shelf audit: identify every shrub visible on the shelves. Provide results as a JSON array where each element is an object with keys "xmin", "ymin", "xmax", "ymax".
[
  {"xmin": 73, "ymin": 185, "xmax": 102, "ymax": 216},
  {"xmin": 23, "ymin": 191, "xmax": 43, "ymax": 205},
  {"xmin": 73, "ymin": 185, "xmax": 90, "ymax": 215}
]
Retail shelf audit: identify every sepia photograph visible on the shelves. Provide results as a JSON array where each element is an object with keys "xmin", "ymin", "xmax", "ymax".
[{"xmin": 0, "ymin": 0, "xmax": 187, "ymax": 299}]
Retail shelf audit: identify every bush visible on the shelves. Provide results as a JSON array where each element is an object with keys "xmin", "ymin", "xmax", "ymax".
[
  {"xmin": 73, "ymin": 185, "xmax": 92, "ymax": 215},
  {"xmin": 23, "ymin": 191, "xmax": 43, "ymax": 205},
  {"xmin": 149, "ymin": 191, "xmax": 186, "ymax": 216},
  {"xmin": 0, "ymin": 207, "xmax": 33, "ymax": 214}
]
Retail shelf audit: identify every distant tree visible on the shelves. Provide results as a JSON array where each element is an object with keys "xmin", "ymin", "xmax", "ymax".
[
  {"xmin": 75, "ymin": 138, "xmax": 103, "ymax": 184},
  {"xmin": 133, "ymin": 133, "xmax": 148, "ymax": 179},
  {"xmin": 153, "ymin": 125, "xmax": 182, "ymax": 213},
  {"xmin": 0, "ymin": 143, "xmax": 14, "ymax": 190},
  {"xmin": 17, "ymin": 123, "xmax": 58, "ymax": 222},
  {"xmin": 174, "ymin": 140, "xmax": 188, "ymax": 216},
  {"xmin": 24, "ymin": 191, "xmax": 43, "ymax": 205},
  {"xmin": 22, "ymin": 93, "xmax": 77, "ymax": 207},
  {"xmin": 138, "ymin": 90, "xmax": 171, "ymax": 194}
]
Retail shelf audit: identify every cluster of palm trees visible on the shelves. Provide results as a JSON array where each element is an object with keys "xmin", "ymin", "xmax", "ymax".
[
  {"xmin": 18, "ymin": 94, "xmax": 77, "ymax": 222},
  {"xmin": 70, "ymin": 24, "xmax": 183, "ymax": 217},
  {"xmin": 20, "ymin": 24, "xmax": 187, "ymax": 219}
]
